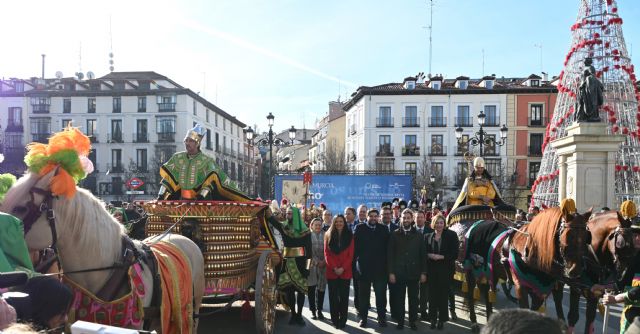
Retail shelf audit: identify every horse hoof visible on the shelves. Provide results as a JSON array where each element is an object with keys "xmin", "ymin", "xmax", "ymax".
[{"xmin": 471, "ymin": 324, "xmax": 480, "ymax": 333}]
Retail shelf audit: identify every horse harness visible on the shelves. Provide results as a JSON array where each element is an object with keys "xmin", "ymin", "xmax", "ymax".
[{"xmin": 17, "ymin": 184, "xmax": 164, "ymax": 326}]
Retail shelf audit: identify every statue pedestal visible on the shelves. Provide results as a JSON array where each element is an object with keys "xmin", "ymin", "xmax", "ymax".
[{"xmin": 550, "ymin": 122, "xmax": 623, "ymax": 210}]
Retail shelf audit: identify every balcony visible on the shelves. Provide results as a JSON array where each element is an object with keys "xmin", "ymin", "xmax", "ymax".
[
  {"xmin": 454, "ymin": 146, "xmax": 469, "ymax": 156},
  {"xmin": 88, "ymin": 133, "xmax": 99, "ymax": 143},
  {"xmin": 158, "ymin": 132, "xmax": 175, "ymax": 142},
  {"xmin": 158, "ymin": 103, "xmax": 176, "ymax": 112},
  {"xmin": 483, "ymin": 148, "xmax": 500, "ymax": 156},
  {"xmin": 528, "ymin": 117, "xmax": 546, "ymax": 127},
  {"xmin": 428, "ymin": 145, "xmax": 447, "ymax": 156},
  {"xmin": 376, "ymin": 145, "xmax": 394, "ymax": 157},
  {"xmin": 376, "ymin": 117, "xmax": 394, "ymax": 127},
  {"xmin": 32, "ymin": 105, "xmax": 50, "ymax": 113},
  {"xmin": 484, "ymin": 117, "xmax": 501, "ymax": 127},
  {"xmin": 6, "ymin": 120, "xmax": 23, "ymax": 132},
  {"xmin": 107, "ymin": 163, "xmax": 124, "ymax": 173},
  {"xmin": 138, "ymin": 107, "xmax": 146, "ymax": 113},
  {"xmin": 455, "ymin": 117, "xmax": 473, "ymax": 127},
  {"xmin": 401, "ymin": 145, "xmax": 420, "ymax": 156},
  {"xmin": 133, "ymin": 132, "xmax": 149, "ymax": 143},
  {"xmin": 528, "ymin": 145, "xmax": 543, "ymax": 157},
  {"xmin": 223, "ymin": 147, "xmax": 230, "ymax": 156},
  {"xmin": 113, "ymin": 106, "xmax": 121, "ymax": 113},
  {"xmin": 230, "ymin": 149, "xmax": 237, "ymax": 158},
  {"xmin": 32, "ymin": 133, "xmax": 50, "ymax": 143},
  {"xmin": 136, "ymin": 165, "xmax": 148, "ymax": 173},
  {"xmin": 402, "ymin": 117, "xmax": 420, "ymax": 127},
  {"xmin": 349, "ymin": 125, "xmax": 357, "ymax": 135},
  {"xmin": 428, "ymin": 117, "xmax": 447, "ymax": 127},
  {"xmin": 108, "ymin": 132, "xmax": 124, "ymax": 143}
]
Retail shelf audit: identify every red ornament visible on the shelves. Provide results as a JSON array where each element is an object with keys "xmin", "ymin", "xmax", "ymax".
[
  {"xmin": 605, "ymin": 41, "xmax": 611, "ymax": 48},
  {"xmin": 623, "ymin": 165, "xmax": 629, "ymax": 171},
  {"xmin": 634, "ymin": 166, "xmax": 640, "ymax": 172},
  {"xmin": 609, "ymin": 116, "xmax": 617, "ymax": 123},
  {"xmin": 623, "ymin": 127, "xmax": 630, "ymax": 135},
  {"xmin": 616, "ymin": 165, "xmax": 622, "ymax": 171}
]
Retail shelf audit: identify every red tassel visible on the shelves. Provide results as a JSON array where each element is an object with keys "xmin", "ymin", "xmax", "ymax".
[{"xmin": 240, "ymin": 292, "xmax": 253, "ymax": 321}]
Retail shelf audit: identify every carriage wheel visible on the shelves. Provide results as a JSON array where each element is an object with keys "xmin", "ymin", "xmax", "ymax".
[{"xmin": 255, "ymin": 250, "xmax": 277, "ymax": 334}]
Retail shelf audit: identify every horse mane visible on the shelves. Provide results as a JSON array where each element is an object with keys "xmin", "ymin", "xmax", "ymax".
[{"xmin": 513, "ymin": 207, "xmax": 563, "ymax": 272}]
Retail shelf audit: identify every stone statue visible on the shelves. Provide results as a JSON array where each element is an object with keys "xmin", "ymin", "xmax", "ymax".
[{"xmin": 575, "ymin": 58, "xmax": 604, "ymax": 123}]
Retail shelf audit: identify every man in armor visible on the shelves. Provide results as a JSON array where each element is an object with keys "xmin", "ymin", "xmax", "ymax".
[{"xmin": 451, "ymin": 157, "xmax": 503, "ymax": 211}]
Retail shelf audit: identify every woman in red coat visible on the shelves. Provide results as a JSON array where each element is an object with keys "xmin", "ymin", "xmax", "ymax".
[{"xmin": 324, "ymin": 214, "xmax": 354, "ymax": 329}]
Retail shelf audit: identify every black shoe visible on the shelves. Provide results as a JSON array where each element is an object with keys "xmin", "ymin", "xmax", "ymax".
[
  {"xmin": 359, "ymin": 319, "xmax": 367, "ymax": 328},
  {"xmin": 378, "ymin": 318, "xmax": 387, "ymax": 327},
  {"xmin": 450, "ymin": 310, "xmax": 458, "ymax": 321},
  {"xmin": 311, "ymin": 311, "xmax": 317, "ymax": 320},
  {"xmin": 437, "ymin": 321, "xmax": 444, "ymax": 330},
  {"xmin": 289, "ymin": 315, "xmax": 297, "ymax": 325},
  {"xmin": 396, "ymin": 323, "xmax": 404, "ymax": 330},
  {"xmin": 430, "ymin": 321, "xmax": 436, "ymax": 329},
  {"xmin": 317, "ymin": 311, "xmax": 326, "ymax": 320},
  {"xmin": 296, "ymin": 315, "xmax": 306, "ymax": 326},
  {"xmin": 410, "ymin": 322, "xmax": 417, "ymax": 330}
]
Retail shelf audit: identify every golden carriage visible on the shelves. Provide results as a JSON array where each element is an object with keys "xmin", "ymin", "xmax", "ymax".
[{"xmin": 139, "ymin": 200, "xmax": 280, "ymax": 334}]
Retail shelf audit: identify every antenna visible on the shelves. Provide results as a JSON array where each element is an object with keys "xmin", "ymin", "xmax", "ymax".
[
  {"xmin": 202, "ymin": 72, "xmax": 206, "ymax": 98},
  {"xmin": 108, "ymin": 15, "xmax": 115, "ymax": 72},
  {"xmin": 534, "ymin": 43, "xmax": 543, "ymax": 73},
  {"xmin": 482, "ymin": 48, "xmax": 485, "ymax": 77},
  {"xmin": 78, "ymin": 42, "xmax": 83, "ymax": 74},
  {"xmin": 425, "ymin": 0, "xmax": 434, "ymax": 78}
]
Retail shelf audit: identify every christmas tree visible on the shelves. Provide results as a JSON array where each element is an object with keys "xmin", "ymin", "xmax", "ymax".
[{"xmin": 532, "ymin": 0, "xmax": 640, "ymax": 208}]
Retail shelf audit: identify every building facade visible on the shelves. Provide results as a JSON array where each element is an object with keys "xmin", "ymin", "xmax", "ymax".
[
  {"xmin": 0, "ymin": 72, "xmax": 255, "ymax": 202},
  {"xmin": 343, "ymin": 74, "xmax": 557, "ymax": 208}
]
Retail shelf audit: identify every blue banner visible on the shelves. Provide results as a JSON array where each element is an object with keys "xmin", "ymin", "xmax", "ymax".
[{"xmin": 274, "ymin": 174, "xmax": 414, "ymax": 211}]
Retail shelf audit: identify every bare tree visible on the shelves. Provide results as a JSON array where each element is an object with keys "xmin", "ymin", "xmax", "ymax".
[
  {"xmin": 322, "ymin": 139, "xmax": 348, "ymax": 172},
  {"xmin": 416, "ymin": 155, "xmax": 448, "ymax": 200}
]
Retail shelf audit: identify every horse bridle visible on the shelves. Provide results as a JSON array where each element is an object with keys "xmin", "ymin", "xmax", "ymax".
[
  {"xmin": 554, "ymin": 218, "xmax": 588, "ymax": 271},
  {"xmin": 16, "ymin": 186, "xmax": 58, "ymax": 248}
]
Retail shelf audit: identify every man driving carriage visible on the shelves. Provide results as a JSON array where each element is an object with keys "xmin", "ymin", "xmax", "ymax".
[{"xmin": 157, "ymin": 124, "xmax": 246, "ymax": 201}]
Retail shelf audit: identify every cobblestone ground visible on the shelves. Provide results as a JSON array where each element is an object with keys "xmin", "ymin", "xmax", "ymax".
[{"xmin": 199, "ymin": 284, "xmax": 623, "ymax": 333}]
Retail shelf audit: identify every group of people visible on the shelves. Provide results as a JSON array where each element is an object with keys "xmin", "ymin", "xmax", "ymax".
[{"xmin": 267, "ymin": 200, "xmax": 458, "ymax": 331}]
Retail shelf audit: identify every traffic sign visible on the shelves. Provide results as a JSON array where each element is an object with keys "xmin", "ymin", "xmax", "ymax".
[
  {"xmin": 126, "ymin": 190, "xmax": 144, "ymax": 195},
  {"xmin": 126, "ymin": 177, "xmax": 144, "ymax": 190}
]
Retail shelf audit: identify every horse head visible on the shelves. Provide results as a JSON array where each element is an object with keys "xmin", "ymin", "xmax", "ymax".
[
  {"xmin": 0, "ymin": 169, "xmax": 59, "ymax": 251},
  {"xmin": 606, "ymin": 212, "xmax": 637, "ymax": 279},
  {"xmin": 557, "ymin": 209, "xmax": 592, "ymax": 279}
]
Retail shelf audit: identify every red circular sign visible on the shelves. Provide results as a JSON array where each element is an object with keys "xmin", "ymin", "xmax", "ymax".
[{"xmin": 126, "ymin": 177, "xmax": 144, "ymax": 190}]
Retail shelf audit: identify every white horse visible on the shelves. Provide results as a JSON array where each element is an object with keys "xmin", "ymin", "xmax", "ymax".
[{"xmin": 1, "ymin": 169, "xmax": 204, "ymax": 333}]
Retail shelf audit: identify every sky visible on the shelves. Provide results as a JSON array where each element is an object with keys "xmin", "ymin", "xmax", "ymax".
[{"xmin": 1, "ymin": 0, "xmax": 639, "ymax": 134}]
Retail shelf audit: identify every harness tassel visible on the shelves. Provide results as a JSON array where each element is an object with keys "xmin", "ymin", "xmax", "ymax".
[
  {"xmin": 240, "ymin": 292, "xmax": 253, "ymax": 321},
  {"xmin": 488, "ymin": 289, "xmax": 496, "ymax": 303},
  {"xmin": 461, "ymin": 280, "xmax": 469, "ymax": 293},
  {"xmin": 473, "ymin": 286, "xmax": 481, "ymax": 301}
]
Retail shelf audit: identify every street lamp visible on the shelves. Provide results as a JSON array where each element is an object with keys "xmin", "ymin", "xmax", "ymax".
[
  {"xmin": 455, "ymin": 110, "xmax": 508, "ymax": 157},
  {"xmin": 245, "ymin": 114, "xmax": 297, "ymax": 199}
]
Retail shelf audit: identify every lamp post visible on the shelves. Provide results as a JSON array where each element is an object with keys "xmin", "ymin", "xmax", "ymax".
[
  {"xmin": 455, "ymin": 110, "xmax": 508, "ymax": 157},
  {"xmin": 244, "ymin": 113, "xmax": 297, "ymax": 199}
]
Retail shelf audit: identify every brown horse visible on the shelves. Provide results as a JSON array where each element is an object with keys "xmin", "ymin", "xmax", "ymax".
[
  {"xmin": 509, "ymin": 207, "xmax": 592, "ymax": 310},
  {"xmin": 551, "ymin": 211, "xmax": 636, "ymax": 334}
]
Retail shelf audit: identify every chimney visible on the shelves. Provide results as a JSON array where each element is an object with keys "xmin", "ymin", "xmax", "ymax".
[
  {"xmin": 41, "ymin": 54, "xmax": 46, "ymax": 79},
  {"xmin": 542, "ymin": 71, "xmax": 548, "ymax": 81}
]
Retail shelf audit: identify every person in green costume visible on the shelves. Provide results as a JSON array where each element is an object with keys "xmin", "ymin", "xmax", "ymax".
[
  {"xmin": 267, "ymin": 206, "xmax": 312, "ymax": 326},
  {"xmin": 157, "ymin": 124, "xmax": 248, "ymax": 201}
]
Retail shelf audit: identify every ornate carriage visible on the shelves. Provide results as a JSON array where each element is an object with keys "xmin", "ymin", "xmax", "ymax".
[{"xmin": 139, "ymin": 200, "xmax": 280, "ymax": 334}]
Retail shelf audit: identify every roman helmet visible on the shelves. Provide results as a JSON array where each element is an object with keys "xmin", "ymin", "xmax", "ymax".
[{"xmin": 184, "ymin": 124, "xmax": 206, "ymax": 146}]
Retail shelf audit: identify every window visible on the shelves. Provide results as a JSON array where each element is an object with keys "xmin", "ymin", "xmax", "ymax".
[
  {"xmin": 223, "ymin": 136, "xmax": 227, "ymax": 154},
  {"xmin": 15, "ymin": 82, "xmax": 24, "ymax": 92},
  {"xmin": 230, "ymin": 162, "xmax": 236, "ymax": 179},
  {"xmin": 30, "ymin": 118, "xmax": 51, "ymax": 142},
  {"xmin": 231, "ymin": 124, "xmax": 233, "ymax": 135},
  {"xmin": 405, "ymin": 162, "xmax": 417, "ymax": 172},
  {"xmin": 376, "ymin": 159, "xmax": 394, "ymax": 171},
  {"xmin": 111, "ymin": 149, "xmax": 122, "ymax": 172},
  {"xmin": 215, "ymin": 114, "xmax": 219, "ymax": 127},
  {"xmin": 529, "ymin": 133, "xmax": 543, "ymax": 156},
  {"xmin": 8, "ymin": 107, "xmax": 22, "ymax": 128},
  {"xmin": 5, "ymin": 133, "xmax": 22, "ymax": 149},
  {"xmin": 457, "ymin": 105, "xmax": 471, "ymax": 126},
  {"xmin": 156, "ymin": 146, "xmax": 176, "ymax": 164},
  {"xmin": 484, "ymin": 134, "xmax": 497, "ymax": 155},
  {"xmin": 403, "ymin": 106, "xmax": 418, "ymax": 127},
  {"xmin": 62, "ymin": 119, "xmax": 72, "ymax": 129},
  {"xmin": 136, "ymin": 119, "xmax": 148, "ymax": 142},
  {"xmin": 157, "ymin": 117, "xmax": 176, "ymax": 142},
  {"xmin": 63, "ymin": 99, "xmax": 71, "ymax": 113},
  {"xmin": 432, "ymin": 82, "xmax": 441, "ymax": 90},
  {"xmin": 215, "ymin": 132, "xmax": 220, "ymax": 152},
  {"xmin": 31, "ymin": 96, "xmax": 50, "ymax": 113},
  {"xmin": 403, "ymin": 135, "xmax": 418, "ymax": 156},
  {"xmin": 231, "ymin": 139, "xmax": 235, "ymax": 156},
  {"xmin": 193, "ymin": 100, "xmax": 197, "ymax": 116},
  {"xmin": 88, "ymin": 98, "xmax": 96, "ymax": 113},
  {"xmin": 484, "ymin": 105, "xmax": 498, "ymax": 126},
  {"xmin": 378, "ymin": 135, "xmax": 392, "ymax": 156},
  {"xmin": 456, "ymin": 162, "xmax": 469, "ymax": 185},
  {"xmin": 206, "ymin": 129, "xmax": 212, "ymax": 150},
  {"xmin": 90, "ymin": 82, "xmax": 101, "ymax": 91},
  {"xmin": 377, "ymin": 106, "xmax": 392, "ymax": 127},
  {"xmin": 432, "ymin": 162, "xmax": 443, "ymax": 179},
  {"xmin": 531, "ymin": 80, "xmax": 540, "ymax": 87},
  {"xmin": 87, "ymin": 119, "xmax": 97, "ymax": 142},
  {"xmin": 113, "ymin": 81, "xmax": 125, "ymax": 90},
  {"xmin": 111, "ymin": 177, "xmax": 123, "ymax": 195},
  {"xmin": 136, "ymin": 149, "xmax": 148, "ymax": 172},
  {"xmin": 530, "ymin": 104, "xmax": 544, "ymax": 126},
  {"xmin": 206, "ymin": 109, "xmax": 210, "ymax": 122},
  {"xmin": 485, "ymin": 80, "xmax": 494, "ymax": 89},
  {"xmin": 223, "ymin": 160, "xmax": 229, "ymax": 174},
  {"xmin": 138, "ymin": 97, "xmax": 146, "ymax": 112},
  {"xmin": 157, "ymin": 95, "xmax": 176, "ymax": 112},
  {"xmin": 459, "ymin": 81, "xmax": 468, "ymax": 89},
  {"xmin": 138, "ymin": 81, "xmax": 150, "ymax": 90},
  {"xmin": 431, "ymin": 135, "xmax": 444, "ymax": 155},
  {"xmin": 430, "ymin": 106, "xmax": 445, "ymax": 126},
  {"xmin": 405, "ymin": 135, "xmax": 417, "ymax": 146},
  {"xmin": 88, "ymin": 150, "xmax": 97, "ymax": 171},
  {"xmin": 485, "ymin": 159, "xmax": 501, "ymax": 178},
  {"xmin": 110, "ymin": 119, "xmax": 123, "ymax": 143},
  {"xmin": 529, "ymin": 162, "xmax": 541, "ymax": 186},
  {"xmin": 223, "ymin": 119, "xmax": 226, "ymax": 131},
  {"xmin": 113, "ymin": 97, "xmax": 121, "ymax": 113},
  {"xmin": 457, "ymin": 134, "xmax": 469, "ymax": 155}
]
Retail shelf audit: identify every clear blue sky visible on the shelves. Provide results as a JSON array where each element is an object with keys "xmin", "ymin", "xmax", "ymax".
[{"xmin": 1, "ymin": 0, "xmax": 639, "ymax": 134}]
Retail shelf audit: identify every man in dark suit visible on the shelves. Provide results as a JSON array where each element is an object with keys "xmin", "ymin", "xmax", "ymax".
[
  {"xmin": 354, "ymin": 208, "xmax": 390, "ymax": 328},
  {"xmin": 380, "ymin": 204, "xmax": 399, "ymax": 320},
  {"xmin": 388, "ymin": 209, "xmax": 426, "ymax": 330},
  {"xmin": 415, "ymin": 209, "xmax": 432, "ymax": 319}
]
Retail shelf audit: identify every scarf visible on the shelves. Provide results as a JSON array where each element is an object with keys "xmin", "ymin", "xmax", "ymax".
[{"xmin": 283, "ymin": 207, "xmax": 309, "ymax": 238}]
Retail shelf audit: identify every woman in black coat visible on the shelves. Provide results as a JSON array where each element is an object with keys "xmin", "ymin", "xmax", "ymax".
[{"xmin": 425, "ymin": 213, "xmax": 459, "ymax": 330}]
